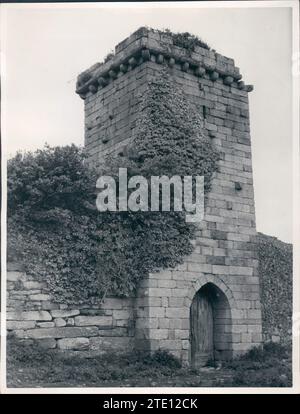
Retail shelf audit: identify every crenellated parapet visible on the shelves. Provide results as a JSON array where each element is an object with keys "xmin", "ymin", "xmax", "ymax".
[{"xmin": 76, "ymin": 27, "xmax": 253, "ymax": 99}]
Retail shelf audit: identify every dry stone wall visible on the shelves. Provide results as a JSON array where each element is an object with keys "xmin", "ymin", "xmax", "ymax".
[
  {"xmin": 257, "ymin": 233, "xmax": 293, "ymax": 345},
  {"xmin": 7, "ymin": 262, "xmax": 135, "ymax": 352}
]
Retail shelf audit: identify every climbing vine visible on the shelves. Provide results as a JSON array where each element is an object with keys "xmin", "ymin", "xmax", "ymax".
[
  {"xmin": 158, "ymin": 29, "xmax": 210, "ymax": 52},
  {"xmin": 8, "ymin": 73, "xmax": 219, "ymax": 304},
  {"xmin": 257, "ymin": 233, "xmax": 293, "ymax": 343}
]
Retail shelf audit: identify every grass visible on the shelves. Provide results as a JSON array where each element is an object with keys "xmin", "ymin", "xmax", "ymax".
[
  {"xmin": 7, "ymin": 336, "xmax": 292, "ymax": 388},
  {"xmin": 222, "ymin": 342, "xmax": 292, "ymax": 387}
]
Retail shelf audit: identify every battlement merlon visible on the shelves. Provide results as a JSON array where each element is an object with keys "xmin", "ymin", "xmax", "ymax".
[{"xmin": 76, "ymin": 27, "xmax": 253, "ymax": 99}]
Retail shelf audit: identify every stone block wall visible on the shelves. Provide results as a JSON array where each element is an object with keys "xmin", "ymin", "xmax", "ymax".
[
  {"xmin": 82, "ymin": 66, "xmax": 149, "ymax": 168},
  {"xmin": 76, "ymin": 27, "xmax": 262, "ymax": 364},
  {"xmin": 7, "ymin": 28, "xmax": 263, "ymax": 365},
  {"xmin": 7, "ymin": 262, "xmax": 135, "ymax": 352}
]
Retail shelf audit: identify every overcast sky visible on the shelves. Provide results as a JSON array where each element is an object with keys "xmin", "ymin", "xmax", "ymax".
[{"xmin": 1, "ymin": 3, "xmax": 293, "ymax": 242}]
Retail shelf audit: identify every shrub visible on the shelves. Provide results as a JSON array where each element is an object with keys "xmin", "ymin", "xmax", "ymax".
[
  {"xmin": 158, "ymin": 29, "xmax": 210, "ymax": 51},
  {"xmin": 7, "ymin": 145, "xmax": 102, "ymax": 303},
  {"xmin": 231, "ymin": 368, "xmax": 291, "ymax": 387},
  {"xmin": 8, "ymin": 72, "xmax": 219, "ymax": 303},
  {"xmin": 146, "ymin": 350, "xmax": 182, "ymax": 369},
  {"xmin": 224, "ymin": 342, "xmax": 291, "ymax": 368},
  {"xmin": 223, "ymin": 342, "xmax": 292, "ymax": 387},
  {"xmin": 7, "ymin": 338, "xmax": 291, "ymax": 387},
  {"xmin": 7, "ymin": 338, "xmax": 183, "ymax": 386},
  {"xmin": 7, "ymin": 334, "xmax": 55, "ymax": 365},
  {"xmin": 104, "ymin": 51, "xmax": 115, "ymax": 63}
]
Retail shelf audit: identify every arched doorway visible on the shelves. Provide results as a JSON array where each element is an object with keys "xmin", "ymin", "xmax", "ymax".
[{"xmin": 190, "ymin": 282, "xmax": 232, "ymax": 368}]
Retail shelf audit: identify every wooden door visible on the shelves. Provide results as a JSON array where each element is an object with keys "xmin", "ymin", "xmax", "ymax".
[{"xmin": 190, "ymin": 289, "xmax": 214, "ymax": 368}]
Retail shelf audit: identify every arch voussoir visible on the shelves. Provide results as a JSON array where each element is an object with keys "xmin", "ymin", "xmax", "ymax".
[{"xmin": 186, "ymin": 273, "xmax": 237, "ymax": 311}]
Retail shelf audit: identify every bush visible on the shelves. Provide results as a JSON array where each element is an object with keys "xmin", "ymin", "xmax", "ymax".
[
  {"xmin": 8, "ymin": 145, "xmax": 102, "ymax": 303},
  {"xmin": 104, "ymin": 51, "xmax": 115, "ymax": 63},
  {"xmin": 263, "ymin": 341, "xmax": 291, "ymax": 358},
  {"xmin": 158, "ymin": 29, "xmax": 210, "ymax": 51},
  {"xmin": 223, "ymin": 342, "xmax": 292, "ymax": 387},
  {"xmin": 7, "ymin": 338, "xmax": 291, "ymax": 387},
  {"xmin": 7, "ymin": 337, "xmax": 183, "ymax": 386},
  {"xmin": 8, "ymin": 72, "xmax": 219, "ymax": 303},
  {"xmin": 224, "ymin": 342, "xmax": 291, "ymax": 368},
  {"xmin": 7, "ymin": 334, "xmax": 55, "ymax": 365},
  {"xmin": 144, "ymin": 350, "xmax": 182, "ymax": 369},
  {"xmin": 231, "ymin": 368, "xmax": 291, "ymax": 387}
]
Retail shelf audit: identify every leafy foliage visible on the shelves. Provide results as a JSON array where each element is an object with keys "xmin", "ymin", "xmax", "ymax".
[
  {"xmin": 8, "ymin": 73, "xmax": 219, "ymax": 303},
  {"xmin": 111, "ymin": 73, "xmax": 218, "ymax": 187},
  {"xmin": 256, "ymin": 233, "xmax": 293, "ymax": 343},
  {"xmin": 7, "ymin": 333, "xmax": 56, "ymax": 365},
  {"xmin": 95, "ymin": 72, "xmax": 219, "ymax": 298},
  {"xmin": 223, "ymin": 342, "xmax": 292, "ymax": 387},
  {"xmin": 104, "ymin": 51, "xmax": 115, "ymax": 63},
  {"xmin": 7, "ymin": 145, "xmax": 102, "ymax": 303},
  {"xmin": 7, "ymin": 335, "xmax": 184, "ymax": 387},
  {"xmin": 158, "ymin": 29, "xmax": 210, "ymax": 52},
  {"xmin": 7, "ymin": 336, "xmax": 291, "ymax": 387}
]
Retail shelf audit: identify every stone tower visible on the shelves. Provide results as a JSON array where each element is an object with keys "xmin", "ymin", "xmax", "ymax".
[{"xmin": 76, "ymin": 27, "xmax": 262, "ymax": 365}]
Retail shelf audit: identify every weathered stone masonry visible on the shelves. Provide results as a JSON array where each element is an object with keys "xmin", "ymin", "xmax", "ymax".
[
  {"xmin": 7, "ymin": 27, "xmax": 262, "ymax": 364},
  {"xmin": 7, "ymin": 262, "xmax": 135, "ymax": 352}
]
